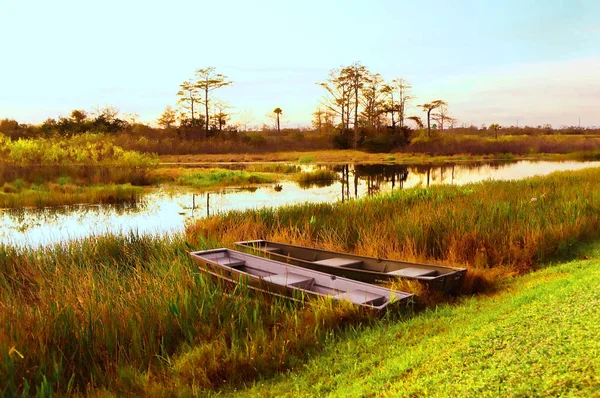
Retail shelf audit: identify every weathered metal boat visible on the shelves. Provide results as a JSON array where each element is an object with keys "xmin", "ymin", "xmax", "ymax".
[
  {"xmin": 189, "ymin": 248, "xmax": 413, "ymax": 311},
  {"xmin": 235, "ymin": 240, "xmax": 466, "ymax": 294}
]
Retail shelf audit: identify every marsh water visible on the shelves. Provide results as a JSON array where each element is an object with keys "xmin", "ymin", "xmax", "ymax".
[{"xmin": 2, "ymin": 160, "xmax": 599, "ymax": 247}]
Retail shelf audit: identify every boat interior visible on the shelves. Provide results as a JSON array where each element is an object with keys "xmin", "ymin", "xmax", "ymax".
[
  {"xmin": 239, "ymin": 240, "xmax": 443, "ymax": 278},
  {"xmin": 196, "ymin": 249, "xmax": 391, "ymax": 306}
]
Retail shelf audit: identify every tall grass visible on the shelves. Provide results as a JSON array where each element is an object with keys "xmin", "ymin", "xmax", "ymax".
[
  {"xmin": 0, "ymin": 134, "xmax": 158, "ymax": 191},
  {"xmin": 150, "ymin": 168, "xmax": 277, "ymax": 189},
  {"xmin": 0, "ymin": 234, "xmax": 370, "ymax": 395},
  {"xmin": 188, "ymin": 167, "xmax": 600, "ymax": 274},
  {"xmin": 0, "ymin": 134, "xmax": 158, "ymax": 167},
  {"xmin": 404, "ymin": 134, "xmax": 600, "ymax": 156},
  {"xmin": 245, "ymin": 163, "xmax": 302, "ymax": 174},
  {"xmin": 0, "ymin": 182, "xmax": 143, "ymax": 208},
  {"xmin": 296, "ymin": 168, "xmax": 339, "ymax": 188}
]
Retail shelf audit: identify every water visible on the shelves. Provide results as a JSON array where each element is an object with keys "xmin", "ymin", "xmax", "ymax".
[{"xmin": 1, "ymin": 160, "xmax": 598, "ymax": 247}]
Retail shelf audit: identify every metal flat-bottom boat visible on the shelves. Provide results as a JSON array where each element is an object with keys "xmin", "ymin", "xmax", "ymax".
[
  {"xmin": 190, "ymin": 248, "xmax": 413, "ymax": 311},
  {"xmin": 235, "ymin": 240, "xmax": 466, "ymax": 294}
]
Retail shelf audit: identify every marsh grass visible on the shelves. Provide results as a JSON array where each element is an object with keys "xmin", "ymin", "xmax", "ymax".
[
  {"xmin": 406, "ymin": 133, "xmax": 600, "ymax": 156},
  {"xmin": 0, "ymin": 182, "xmax": 143, "ymax": 208},
  {"xmin": 150, "ymin": 168, "xmax": 276, "ymax": 189},
  {"xmin": 0, "ymin": 234, "xmax": 373, "ymax": 396},
  {"xmin": 245, "ymin": 163, "xmax": 302, "ymax": 174},
  {"xmin": 189, "ymin": 167, "xmax": 600, "ymax": 280},
  {"xmin": 296, "ymin": 169, "xmax": 339, "ymax": 188}
]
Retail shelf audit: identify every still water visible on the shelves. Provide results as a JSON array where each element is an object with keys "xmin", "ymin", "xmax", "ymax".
[{"xmin": 1, "ymin": 160, "xmax": 598, "ymax": 247}]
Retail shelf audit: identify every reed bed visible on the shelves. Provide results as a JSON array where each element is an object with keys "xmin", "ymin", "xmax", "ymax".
[
  {"xmin": 296, "ymin": 169, "xmax": 339, "ymax": 188},
  {"xmin": 0, "ymin": 234, "xmax": 372, "ymax": 396},
  {"xmin": 0, "ymin": 183, "xmax": 144, "ymax": 208},
  {"xmin": 245, "ymin": 163, "xmax": 302, "ymax": 174},
  {"xmin": 171, "ymin": 169, "xmax": 276, "ymax": 189},
  {"xmin": 189, "ymin": 167, "xmax": 600, "ymax": 278}
]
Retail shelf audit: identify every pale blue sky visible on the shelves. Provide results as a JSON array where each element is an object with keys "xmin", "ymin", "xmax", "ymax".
[{"xmin": 1, "ymin": 0, "xmax": 599, "ymax": 127}]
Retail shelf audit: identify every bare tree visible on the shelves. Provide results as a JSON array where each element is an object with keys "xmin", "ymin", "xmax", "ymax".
[
  {"xmin": 341, "ymin": 62, "xmax": 369, "ymax": 148},
  {"xmin": 235, "ymin": 109, "xmax": 254, "ymax": 132},
  {"xmin": 419, "ymin": 100, "xmax": 447, "ymax": 137},
  {"xmin": 381, "ymin": 78, "xmax": 412, "ymax": 128},
  {"xmin": 360, "ymin": 72, "xmax": 385, "ymax": 129},
  {"xmin": 432, "ymin": 103, "xmax": 455, "ymax": 132},
  {"xmin": 124, "ymin": 113, "xmax": 140, "ymax": 125},
  {"xmin": 211, "ymin": 101, "xmax": 231, "ymax": 133},
  {"xmin": 195, "ymin": 67, "xmax": 233, "ymax": 138},
  {"xmin": 157, "ymin": 105, "xmax": 177, "ymax": 129},
  {"xmin": 312, "ymin": 107, "xmax": 336, "ymax": 135},
  {"xmin": 317, "ymin": 68, "xmax": 352, "ymax": 130},
  {"xmin": 176, "ymin": 79, "xmax": 201, "ymax": 122}
]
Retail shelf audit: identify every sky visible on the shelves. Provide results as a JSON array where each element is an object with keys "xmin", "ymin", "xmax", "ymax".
[{"xmin": 1, "ymin": 0, "xmax": 599, "ymax": 128}]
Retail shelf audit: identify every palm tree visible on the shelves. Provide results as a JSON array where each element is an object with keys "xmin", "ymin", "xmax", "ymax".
[{"xmin": 273, "ymin": 107, "xmax": 283, "ymax": 134}]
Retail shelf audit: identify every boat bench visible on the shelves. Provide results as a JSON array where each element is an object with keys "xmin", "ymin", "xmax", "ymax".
[
  {"xmin": 313, "ymin": 257, "xmax": 363, "ymax": 268},
  {"xmin": 334, "ymin": 289, "xmax": 385, "ymax": 306},
  {"xmin": 262, "ymin": 246, "xmax": 283, "ymax": 254},
  {"xmin": 215, "ymin": 257, "xmax": 247, "ymax": 268},
  {"xmin": 387, "ymin": 267, "xmax": 438, "ymax": 278},
  {"xmin": 262, "ymin": 272, "xmax": 315, "ymax": 289}
]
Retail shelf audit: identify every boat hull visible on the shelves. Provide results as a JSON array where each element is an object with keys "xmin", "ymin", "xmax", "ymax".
[
  {"xmin": 235, "ymin": 240, "xmax": 467, "ymax": 295},
  {"xmin": 190, "ymin": 248, "xmax": 413, "ymax": 311}
]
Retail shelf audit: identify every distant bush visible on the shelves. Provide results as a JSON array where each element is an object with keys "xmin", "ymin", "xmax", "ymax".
[
  {"xmin": 0, "ymin": 134, "xmax": 158, "ymax": 167},
  {"xmin": 331, "ymin": 128, "xmax": 353, "ymax": 149},
  {"xmin": 362, "ymin": 127, "xmax": 411, "ymax": 153},
  {"xmin": 296, "ymin": 168, "xmax": 338, "ymax": 188}
]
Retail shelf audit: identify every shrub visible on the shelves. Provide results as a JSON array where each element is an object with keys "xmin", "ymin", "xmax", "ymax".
[{"xmin": 362, "ymin": 127, "xmax": 411, "ymax": 153}]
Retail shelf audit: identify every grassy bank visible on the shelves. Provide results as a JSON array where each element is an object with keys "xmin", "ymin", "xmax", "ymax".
[
  {"xmin": 232, "ymin": 248, "xmax": 600, "ymax": 397},
  {"xmin": 0, "ymin": 182, "xmax": 143, "ymax": 208},
  {"xmin": 189, "ymin": 167, "xmax": 600, "ymax": 277}
]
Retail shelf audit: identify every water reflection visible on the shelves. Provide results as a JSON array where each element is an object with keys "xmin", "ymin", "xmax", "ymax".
[{"xmin": 2, "ymin": 160, "xmax": 599, "ymax": 247}]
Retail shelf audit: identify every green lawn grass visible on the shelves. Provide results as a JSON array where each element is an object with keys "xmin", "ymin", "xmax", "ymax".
[{"xmin": 229, "ymin": 250, "xmax": 600, "ymax": 397}]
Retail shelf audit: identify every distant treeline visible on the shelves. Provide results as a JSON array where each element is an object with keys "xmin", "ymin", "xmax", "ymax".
[{"xmin": 2, "ymin": 109, "xmax": 600, "ymax": 156}]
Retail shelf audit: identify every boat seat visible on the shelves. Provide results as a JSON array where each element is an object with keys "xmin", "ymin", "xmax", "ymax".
[
  {"xmin": 313, "ymin": 257, "xmax": 363, "ymax": 268},
  {"xmin": 215, "ymin": 258, "xmax": 246, "ymax": 269},
  {"xmin": 334, "ymin": 289, "xmax": 385, "ymax": 305},
  {"xmin": 262, "ymin": 272, "xmax": 314, "ymax": 288},
  {"xmin": 387, "ymin": 267, "xmax": 438, "ymax": 278},
  {"xmin": 262, "ymin": 246, "xmax": 283, "ymax": 254}
]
